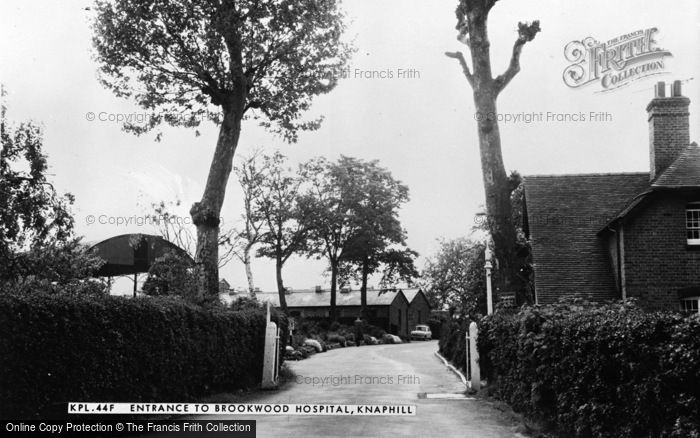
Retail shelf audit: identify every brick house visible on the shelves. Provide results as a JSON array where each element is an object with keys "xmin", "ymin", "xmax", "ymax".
[{"xmin": 524, "ymin": 81, "xmax": 699, "ymax": 311}]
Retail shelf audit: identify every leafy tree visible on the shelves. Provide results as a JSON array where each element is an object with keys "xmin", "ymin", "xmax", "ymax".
[
  {"xmin": 141, "ymin": 250, "xmax": 199, "ymax": 303},
  {"xmin": 335, "ymin": 159, "xmax": 415, "ymax": 317},
  {"xmin": 92, "ymin": 0, "xmax": 353, "ymax": 300},
  {"xmin": 0, "ymin": 87, "xmax": 103, "ymax": 287},
  {"xmin": 421, "ymin": 237, "xmax": 486, "ymax": 318},
  {"xmin": 254, "ymin": 151, "xmax": 309, "ymax": 312},
  {"xmin": 377, "ymin": 248, "xmax": 420, "ymax": 290},
  {"xmin": 301, "ymin": 157, "xmax": 355, "ymax": 320},
  {"xmin": 445, "ymin": 0, "xmax": 540, "ymax": 300},
  {"xmin": 302, "ymin": 156, "xmax": 413, "ymax": 320}
]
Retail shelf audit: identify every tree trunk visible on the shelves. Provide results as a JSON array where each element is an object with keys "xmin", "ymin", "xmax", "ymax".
[
  {"xmin": 243, "ymin": 246, "xmax": 255, "ymax": 297},
  {"xmin": 191, "ymin": 102, "xmax": 243, "ymax": 303},
  {"xmin": 465, "ymin": 11, "xmax": 525, "ymax": 300},
  {"xmin": 472, "ymin": 90, "xmax": 521, "ymax": 296},
  {"xmin": 360, "ymin": 257, "xmax": 369, "ymax": 319},
  {"xmin": 329, "ymin": 260, "xmax": 338, "ymax": 321},
  {"xmin": 276, "ymin": 255, "xmax": 288, "ymax": 313}
]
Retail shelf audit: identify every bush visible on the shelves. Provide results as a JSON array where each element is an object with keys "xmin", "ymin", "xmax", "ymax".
[
  {"xmin": 327, "ymin": 334, "xmax": 346, "ymax": 347},
  {"xmin": 428, "ymin": 312, "xmax": 449, "ymax": 339},
  {"xmin": 438, "ymin": 318, "xmax": 471, "ymax": 372},
  {"xmin": 477, "ymin": 301, "xmax": 700, "ymax": 437},
  {"xmin": 0, "ymin": 290, "xmax": 287, "ymax": 419}
]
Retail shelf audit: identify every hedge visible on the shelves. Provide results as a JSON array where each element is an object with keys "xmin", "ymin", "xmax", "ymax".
[
  {"xmin": 438, "ymin": 318, "xmax": 469, "ymax": 372},
  {"xmin": 0, "ymin": 291, "xmax": 287, "ymax": 419},
  {"xmin": 476, "ymin": 301, "xmax": 700, "ymax": 437}
]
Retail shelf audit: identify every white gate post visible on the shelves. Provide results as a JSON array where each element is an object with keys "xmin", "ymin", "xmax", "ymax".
[
  {"xmin": 469, "ymin": 322, "xmax": 481, "ymax": 391},
  {"xmin": 262, "ymin": 302, "xmax": 279, "ymax": 389}
]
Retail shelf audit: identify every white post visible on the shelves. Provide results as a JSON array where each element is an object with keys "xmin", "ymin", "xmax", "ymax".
[
  {"xmin": 485, "ymin": 247, "xmax": 493, "ymax": 315},
  {"xmin": 262, "ymin": 302, "xmax": 279, "ymax": 389},
  {"xmin": 469, "ymin": 322, "xmax": 481, "ymax": 391}
]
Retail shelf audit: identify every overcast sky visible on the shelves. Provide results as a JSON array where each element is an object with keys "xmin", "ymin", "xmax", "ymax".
[{"xmin": 0, "ymin": 0, "xmax": 698, "ymax": 294}]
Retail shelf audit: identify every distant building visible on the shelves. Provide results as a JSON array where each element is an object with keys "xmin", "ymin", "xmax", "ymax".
[
  {"xmin": 403, "ymin": 288, "xmax": 431, "ymax": 330},
  {"xmin": 524, "ymin": 81, "xmax": 699, "ymax": 311},
  {"xmin": 218, "ymin": 279, "xmax": 231, "ymax": 294},
  {"xmin": 254, "ymin": 288, "xmax": 428, "ymax": 338}
]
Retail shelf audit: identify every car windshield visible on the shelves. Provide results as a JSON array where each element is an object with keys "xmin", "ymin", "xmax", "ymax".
[{"xmin": 415, "ymin": 326, "xmax": 428, "ymax": 331}]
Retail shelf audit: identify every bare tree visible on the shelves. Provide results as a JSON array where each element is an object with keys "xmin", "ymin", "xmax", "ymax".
[
  {"xmin": 147, "ymin": 200, "xmax": 236, "ymax": 268},
  {"xmin": 445, "ymin": 0, "xmax": 539, "ymax": 300},
  {"xmin": 232, "ymin": 151, "xmax": 267, "ymax": 296}
]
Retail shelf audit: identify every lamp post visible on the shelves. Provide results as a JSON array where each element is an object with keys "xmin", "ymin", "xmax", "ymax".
[{"xmin": 484, "ymin": 246, "xmax": 493, "ymax": 315}]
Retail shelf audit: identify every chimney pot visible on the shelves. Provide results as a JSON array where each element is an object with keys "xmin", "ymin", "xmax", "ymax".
[
  {"xmin": 672, "ymin": 80, "xmax": 682, "ymax": 97},
  {"xmin": 655, "ymin": 81, "xmax": 666, "ymax": 97}
]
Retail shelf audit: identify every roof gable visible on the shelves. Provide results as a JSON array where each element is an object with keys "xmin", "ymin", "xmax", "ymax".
[
  {"xmin": 524, "ymin": 173, "xmax": 650, "ymax": 303},
  {"xmin": 653, "ymin": 143, "xmax": 700, "ymax": 188},
  {"xmin": 402, "ymin": 288, "xmax": 430, "ymax": 308},
  {"xmin": 254, "ymin": 289, "xmax": 406, "ymax": 308}
]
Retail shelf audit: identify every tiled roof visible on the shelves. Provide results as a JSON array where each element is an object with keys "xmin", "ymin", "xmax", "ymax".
[
  {"xmin": 254, "ymin": 289, "xmax": 406, "ymax": 308},
  {"xmin": 524, "ymin": 173, "xmax": 651, "ymax": 304},
  {"xmin": 653, "ymin": 143, "xmax": 700, "ymax": 188}
]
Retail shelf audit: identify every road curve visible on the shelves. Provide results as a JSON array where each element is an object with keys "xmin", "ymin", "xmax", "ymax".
[{"xmin": 204, "ymin": 340, "xmax": 522, "ymax": 438}]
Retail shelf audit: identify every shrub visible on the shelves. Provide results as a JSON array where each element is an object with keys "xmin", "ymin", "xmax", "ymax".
[
  {"xmin": 428, "ymin": 312, "xmax": 449, "ymax": 339},
  {"xmin": 477, "ymin": 301, "xmax": 700, "ymax": 437},
  {"xmin": 438, "ymin": 318, "xmax": 470, "ymax": 372},
  {"xmin": 327, "ymin": 334, "xmax": 346, "ymax": 347},
  {"xmin": 0, "ymin": 290, "xmax": 287, "ymax": 419}
]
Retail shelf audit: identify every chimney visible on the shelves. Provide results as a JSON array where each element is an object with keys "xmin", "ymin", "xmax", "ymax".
[{"xmin": 648, "ymin": 80, "xmax": 691, "ymax": 181}]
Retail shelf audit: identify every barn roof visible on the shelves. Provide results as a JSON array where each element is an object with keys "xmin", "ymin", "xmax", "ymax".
[
  {"xmin": 401, "ymin": 288, "xmax": 428, "ymax": 306},
  {"xmin": 85, "ymin": 234, "xmax": 193, "ymax": 277},
  {"xmin": 255, "ymin": 288, "xmax": 408, "ymax": 308}
]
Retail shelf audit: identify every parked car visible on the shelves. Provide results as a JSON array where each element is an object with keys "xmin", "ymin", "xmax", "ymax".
[{"xmin": 410, "ymin": 324, "xmax": 432, "ymax": 341}]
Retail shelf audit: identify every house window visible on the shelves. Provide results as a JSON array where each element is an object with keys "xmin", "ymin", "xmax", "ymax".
[
  {"xmin": 687, "ymin": 204, "xmax": 700, "ymax": 245},
  {"xmin": 680, "ymin": 297, "xmax": 700, "ymax": 314}
]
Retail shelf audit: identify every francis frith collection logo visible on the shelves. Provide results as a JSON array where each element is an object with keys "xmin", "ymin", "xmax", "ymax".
[{"xmin": 563, "ymin": 28, "xmax": 672, "ymax": 92}]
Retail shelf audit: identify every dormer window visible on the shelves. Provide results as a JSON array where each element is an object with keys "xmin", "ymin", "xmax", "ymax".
[{"xmin": 687, "ymin": 203, "xmax": 700, "ymax": 245}]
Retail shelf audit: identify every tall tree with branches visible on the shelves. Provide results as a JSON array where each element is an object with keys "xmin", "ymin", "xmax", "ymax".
[
  {"xmin": 445, "ymin": 0, "xmax": 539, "ymax": 300},
  {"xmin": 92, "ymin": 0, "xmax": 353, "ymax": 301},
  {"xmin": 232, "ymin": 151, "xmax": 267, "ymax": 295},
  {"xmin": 254, "ymin": 151, "xmax": 309, "ymax": 312},
  {"xmin": 338, "ymin": 160, "xmax": 413, "ymax": 317}
]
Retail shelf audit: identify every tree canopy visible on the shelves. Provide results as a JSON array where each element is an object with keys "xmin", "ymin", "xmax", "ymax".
[
  {"xmin": 302, "ymin": 156, "xmax": 414, "ymax": 319},
  {"xmin": 421, "ymin": 237, "xmax": 486, "ymax": 318},
  {"xmin": 0, "ymin": 88, "xmax": 104, "ymax": 289},
  {"xmin": 92, "ymin": 0, "xmax": 354, "ymax": 299},
  {"xmin": 92, "ymin": 0, "xmax": 353, "ymax": 140}
]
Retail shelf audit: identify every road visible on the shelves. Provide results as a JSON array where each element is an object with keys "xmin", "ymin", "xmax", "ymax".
[{"xmin": 204, "ymin": 340, "xmax": 523, "ymax": 438}]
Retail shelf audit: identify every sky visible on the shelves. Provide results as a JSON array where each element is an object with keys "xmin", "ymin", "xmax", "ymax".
[{"xmin": 0, "ymin": 0, "xmax": 698, "ymax": 294}]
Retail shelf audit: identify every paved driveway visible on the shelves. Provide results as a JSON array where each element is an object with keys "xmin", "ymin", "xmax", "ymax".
[{"xmin": 204, "ymin": 341, "xmax": 523, "ymax": 438}]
